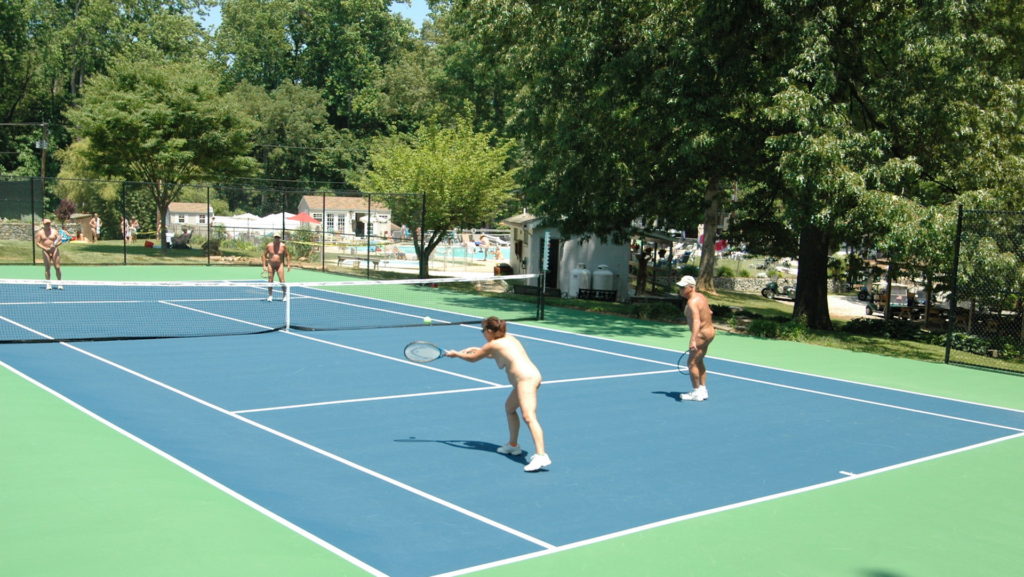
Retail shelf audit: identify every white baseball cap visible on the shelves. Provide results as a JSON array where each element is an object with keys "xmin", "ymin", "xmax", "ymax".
[{"xmin": 676, "ymin": 275, "xmax": 696, "ymax": 288}]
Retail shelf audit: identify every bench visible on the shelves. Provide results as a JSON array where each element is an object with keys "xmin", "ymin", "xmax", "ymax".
[
  {"xmin": 512, "ymin": 285, "xmax": 562, "ymax": 298},
  {"xmin": 337, "ymin": 256, "xmax": 384, "ymax": 270},
  {"xmin": 579, "ymin": 288, "xmax": 618, "ymax": 302}
]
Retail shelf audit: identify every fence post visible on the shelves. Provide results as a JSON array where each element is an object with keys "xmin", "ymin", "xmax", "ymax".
[
  {"xmin": 944, "ymin": 204, "xmax": 964, "ymax": 364},
  {"xmin": 121, "ymin": 181, "xmax": 128, "ymax": 264}
]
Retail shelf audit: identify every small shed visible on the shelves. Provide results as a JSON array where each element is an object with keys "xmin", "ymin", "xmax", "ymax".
[
  {"xmin": 68, "ymin": 213, "xmax": 101, "ymax": 242},
  {"xmin": 501, "ymin": 212, "xmax": 631, "ymax": 301}
]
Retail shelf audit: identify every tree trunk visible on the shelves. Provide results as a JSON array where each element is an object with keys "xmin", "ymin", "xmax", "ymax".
[
  {"xmin": 156, "ymin": 203, "xmax": 167, "ymax": 250},
  {"xmin": 697, "ymin": 178, "xmax": 722, "ymax": 294},
  {"xmin": 413, "ymin": 231, "xmax": 429, "ymax": 278},
  {"xmin": 793, "ymin": 223, "xmax": 833, "ymax": 330}
]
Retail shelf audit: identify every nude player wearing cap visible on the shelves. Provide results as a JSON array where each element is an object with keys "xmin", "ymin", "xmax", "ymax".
[{"xmin": 676, "ymin": 275, "xmax": 714, "ymax": 401}]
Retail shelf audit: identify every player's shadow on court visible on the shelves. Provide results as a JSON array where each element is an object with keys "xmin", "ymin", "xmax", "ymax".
[
  {"xmin": 652, "ymin": 391, "xmax": 685, "ymax": 402},
  {"xmin": 395, "ymin": 438, "xmax": 528, "ymax": 463}
]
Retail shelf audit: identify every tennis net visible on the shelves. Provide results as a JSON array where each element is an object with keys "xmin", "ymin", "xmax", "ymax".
[{"xmin": 0, "ymin": 274, "xmax": 545, "ymax": 343}]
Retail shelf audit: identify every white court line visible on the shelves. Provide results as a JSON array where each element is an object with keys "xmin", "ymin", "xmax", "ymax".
[
  {"xmin": 717, "ymin": 371, "xmax": 1024, "ymax": 432},
  {"xmin": 434, "ymin": 430, "xmax": 1024, "ymax": 577},
  {"xmin": 0, "ymin": 315, "xmax": 53, "ymax": 339},
  {"xmin": 0, "ymin": 359, "xmax": 387, "ymax": 577},
  {"xmin": 458, "ymin": 322, "xmax": 1024, "ymax": 432},
  {"xmin": 162, "ymin": 301, "xmax": 278, "ymax": 330},
  {"xmin": 544, "ymin": 368, "xmax": 678, "ymax": 384},
  {"xmin": 516, "ymin": 320, "xmax": 1024, "ymax": 416},
  {"xmin": 5, "ymin": 309, "xmax": 556, "ymax": 556},
  {"xmin": 22, "ymin": 337, "xmax": 557, "ymax": 552},
  {"xmin": 11, "ymin": 304, "xmax": 1024, "ymax": 576},
  {"xmin": 236, "ymin": 368, "xmax": 680, "ymax": 414},
  {"xmin": 235, "ymin": 385, "xmax": 507, "ymax": 415}
]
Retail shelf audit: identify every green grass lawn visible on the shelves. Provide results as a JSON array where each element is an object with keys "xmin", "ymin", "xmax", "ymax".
[
  {"xmin": 553, "ymin": 288, "xmax": 965, "ymax": 365},
  {"xmin": 0, "ymin": 239, "xmax": 259, "ymax": 265},
  {"xmin": 0, "ymin": 248, "xmax": 1014, "ymax": 370}
]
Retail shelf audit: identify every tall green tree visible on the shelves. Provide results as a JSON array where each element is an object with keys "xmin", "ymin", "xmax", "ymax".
[
  {"xmin": 359, "ymin": 117, "xmax": 518, "ymax": 277},
  {"xmin": 214, "ymin": 0, "xmax": 295, "ymax": 90},
  {"xmin": 2, "ymin": 0, "xmax": 214, "ymax": 175},
  {"xmin": 290, "ymin": 0, "xmax": 413, "ymax": 131},
  {"xmin": 436, "ymin": 1, "xmax": 763, "ymax": 291},
  {"xmin": 756, "ymin": 0, "xmax": 1024, "ymax": 328},
  {"xmin": 65, "ymin": 55, "xmax": 258, "ymax": 247}
]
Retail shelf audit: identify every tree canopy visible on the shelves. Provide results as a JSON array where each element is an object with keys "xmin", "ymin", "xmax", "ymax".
[
  {"xmin": 64, "ymin": 54, "xmax": 258, "ymax": 246},
  {"xmin": 359, "ymin": 117, "xmax": 518, "ymax": 277},
  {"xmin": 0, "ymin": 0, "xmax": 1021, "ymax": 326}
]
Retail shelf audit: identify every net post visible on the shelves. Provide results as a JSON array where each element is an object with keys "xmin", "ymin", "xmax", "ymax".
[
  {"xmin": 285, "ymin": 283, "xmax": 291, "ymax": 331},
  {"xmin": 30, "ymin": 177, "xmax": 38, "ymax": 265},
  {"xmin": 539, "ymin": 231, "xmax": 551, "ymax": 320},
  {"xmin": 121, "ymin": 181, "xmax": 128, "ymax": 264},
  {"xmin": 205, "ymin": 184, "xmax": 212, "ymax": 266},
  {"xmin": 320, "ymin": 191, "xmax": 327, "ymax": 272},
  {"xmin": 944, "ymin": 204, "xmax": 964, "ymax": 364}
]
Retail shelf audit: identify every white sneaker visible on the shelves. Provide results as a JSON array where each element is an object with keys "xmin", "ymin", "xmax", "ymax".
[
  {"xmin": 57, "ymin": 285, "xmax": 63, "ymax": 290},
  {"xmin": 680, "ymin": 387, "xmax": 709, "ymax": 401},
  {"xmin": 282, "ymin": 294, "xmax": 289, "ymax": 302},
  {"xmin": 496, "ymin": 444, "xmax": 523, "ymax": 456},
  {"xmin": 524, "ymin": 453, "xmax": 551, "ymax": 472},
  {"xmin": 267, "ymin": 295, "xmax": 273, "ymax": 302},
  {"xmin": 45, "ymin": 284, "xmax": 52, "ymax": 290}
]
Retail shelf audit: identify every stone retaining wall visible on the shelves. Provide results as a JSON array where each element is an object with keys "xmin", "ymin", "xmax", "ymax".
[
  {"xmin": 713, "ymin": 276, "xmax": 844, "ymax": 294},
  {"xmin": 0, "ymin": 222, "xmax": 32, "ymax": 241}
]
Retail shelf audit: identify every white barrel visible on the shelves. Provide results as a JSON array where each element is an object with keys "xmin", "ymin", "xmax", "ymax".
[
  {"xmin": 568, "ymin": 264, "xmax": 591, "ymax": 298},
  {"xmin": 592, "ymin": 264, "xmax": 615, "ymax": 291}
]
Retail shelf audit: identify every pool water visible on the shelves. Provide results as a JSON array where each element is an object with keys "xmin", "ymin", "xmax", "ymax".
[{"xmin": 398, "ymin": 245, "xmax": 510, "ymax": 261}]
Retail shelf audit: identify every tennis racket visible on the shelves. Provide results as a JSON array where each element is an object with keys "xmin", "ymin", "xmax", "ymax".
[
  {"xmin": 404, "ymin": 341, "xmax": 447, "ymax": 363},
  {"xmin": 676, "ymin": 350, "xmax": 690, "ymax": 374}
]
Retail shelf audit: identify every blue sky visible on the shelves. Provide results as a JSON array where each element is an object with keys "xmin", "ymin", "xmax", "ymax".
[
  {"xmin": 198, "ymin": 1, "xmax": 429, "ymax": 31},
  {"xmin": 390, "ymin": 0, "xmax": 430, "ymax": 28}
]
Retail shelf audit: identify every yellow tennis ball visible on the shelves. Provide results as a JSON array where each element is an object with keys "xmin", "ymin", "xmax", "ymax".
[{"xmin": 423, "ymin": 316, "xmax": 432, "ymax": 324}]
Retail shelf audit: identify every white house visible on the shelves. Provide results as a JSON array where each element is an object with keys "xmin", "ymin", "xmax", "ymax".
[
  {"xmin": 501, "ymin": 212, "xmax": 631, "ymax": 301},
  {"xmin": 165, "ymin": 202, "xmax": 213, "ymax": 235},
  {"xmin": 297, "ymin": 195, "xmax": 391, "ymax": 238}
]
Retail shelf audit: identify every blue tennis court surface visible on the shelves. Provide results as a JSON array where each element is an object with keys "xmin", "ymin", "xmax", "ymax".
[{"xmin": 3, "ymin": 319, "xmax": 1024, "ymax": 577}]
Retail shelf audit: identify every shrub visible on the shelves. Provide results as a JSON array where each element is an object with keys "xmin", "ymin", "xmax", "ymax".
[
  {"xmin": 747, "ymin": 318, "xmax": 783, "ymax": 339},
  {"xmin": 948, "ymin": 332, "xmax": 990, "ymax": 356},
  {"xmin": 746, "ymin": 316, "xmax": 809, "ymax": 341},
  {"xmin": 709, "ymin": 304, "xmax": 735, "ymax": 320},
  {"xmin": 633, "ymin": 302, "xmax": 683, "ymax": 322},
  {"xmin": 678, "ymin": 264, "xmax": 699, "ymax": 277},
  {"xmin": 778, "ymin": 315, "xmax": 810, "ymax": 340},
  {"xmin": 841, "ymin": 317, "xmax": 922, "ymax": 340}
]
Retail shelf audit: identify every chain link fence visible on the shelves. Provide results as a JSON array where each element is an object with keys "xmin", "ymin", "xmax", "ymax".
[
  {"xmin": 946, "ymin": 207, "xmax": 1024, "ymax": 373},
  {"xmin": 1, "ymin": 177, "xmax": 512, "ymax": 277}
]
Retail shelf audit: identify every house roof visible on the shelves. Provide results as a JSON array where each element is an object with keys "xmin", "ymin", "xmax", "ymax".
[
  {"xmin": 641, "ymin": 230, "xmax": 682, "ymax": 243},
  {"xmin": 167, "ymin": 202, "xmax": 212, "ymax": 214},
  {"xmin": 300, "ymin": 195, "xmax": 389, "ymax": 212},
  {"xmin": 501, "ymin": 212, "xmax": 545, "ymax": 228}
]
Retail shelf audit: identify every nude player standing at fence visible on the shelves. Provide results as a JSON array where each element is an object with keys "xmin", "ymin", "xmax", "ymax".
[
  {"xmin": 262, "ymin": 233, "xmax": 290, "ymax": 301},
  {"xmin": 34, "ymin": 218, "xmax": 63, "ymax": 290}
]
